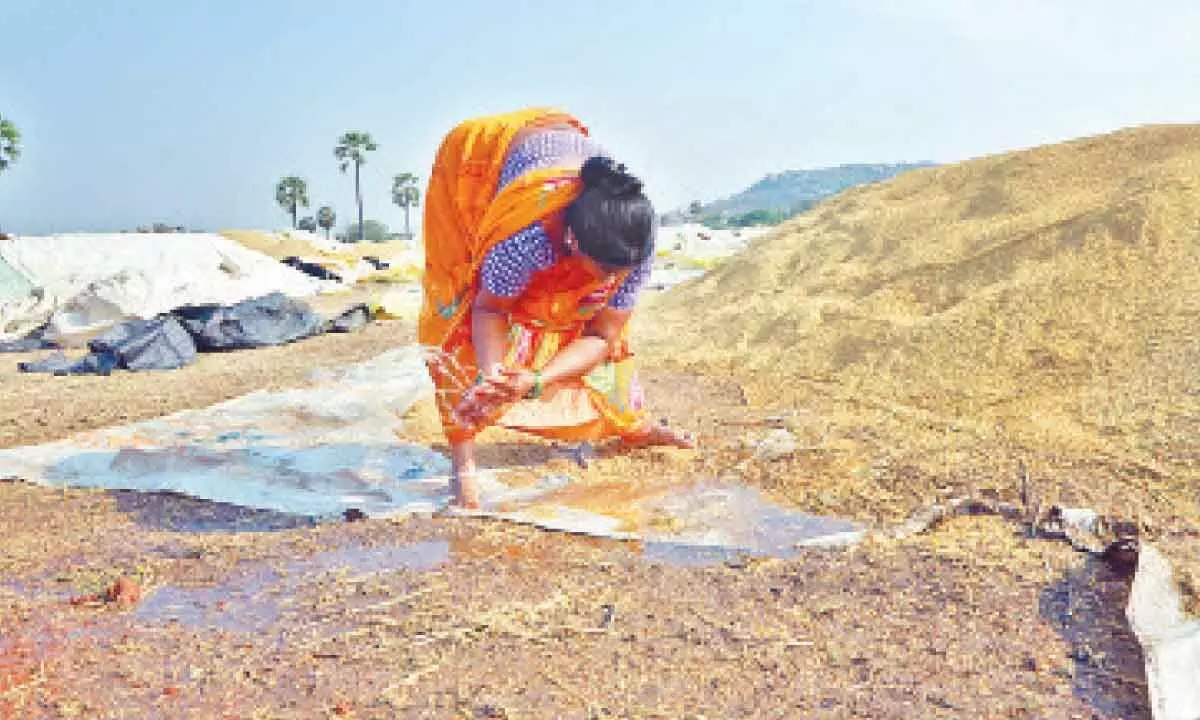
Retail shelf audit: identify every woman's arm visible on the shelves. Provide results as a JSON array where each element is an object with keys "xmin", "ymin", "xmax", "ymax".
[
  {"xmin": 539, "ymin": 306, "xmax": 631, "ymax": 385},
  {"xmin": 469, "ymin": 224, "xmax": 555, "ymax": 378},
  {"xmin": 471, "ymin": 289, "xmax": 517, "ymax": 379}
]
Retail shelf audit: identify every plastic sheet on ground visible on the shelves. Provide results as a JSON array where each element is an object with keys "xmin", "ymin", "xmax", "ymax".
[
  {"xmin": 0, "ymin": 346, "xmax": 862, "ymax": 554},
  {"xmin": 0, "ymin": 347, "xmax": 443, "ymax": 517},
  {"xmin": 447, "ymin": 473, "xmax": 863, "ymax": 556}
]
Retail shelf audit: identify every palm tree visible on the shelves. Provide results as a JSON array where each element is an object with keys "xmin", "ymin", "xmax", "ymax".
[
  {"xmin": 334, "ymin": 132, "xmax": 378, "ymax": 242},
  {"xmin": 275, "ymin": 175, "xmax": 309, "ymax": 229},
  {"xmin": 0, "ymin": 115, "xmax": 21, "ymax": 174},
  {"xmin": 317, "ymin": 205, "xmax": 336, "ymax": 241},
  {"xmin": 391, "ymin": 172, "xmax": 420, "ymax": 239}
]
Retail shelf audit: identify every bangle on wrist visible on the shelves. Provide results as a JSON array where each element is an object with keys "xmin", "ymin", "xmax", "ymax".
[
  {"xmin": 526, "ymin": 370, "xmax": 544, "ymax": 400},
  {"xmin": 475, "ymin": 363, "xmax": 503, "ymax": 386}
]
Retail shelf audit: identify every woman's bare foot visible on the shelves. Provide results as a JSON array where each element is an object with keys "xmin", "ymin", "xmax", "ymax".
[
  {"xmin": 449, "ymin": 440, "xmax": 481, "ymax": 509},
  {"xmin": 623, "ymin": 421, "xmax": 696, "ymax": 450}
]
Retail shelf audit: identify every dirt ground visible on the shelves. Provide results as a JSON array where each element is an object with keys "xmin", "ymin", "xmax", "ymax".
[{"xmin": 0, "ymin": 315, "xmax": 1153, "ymax": 718}]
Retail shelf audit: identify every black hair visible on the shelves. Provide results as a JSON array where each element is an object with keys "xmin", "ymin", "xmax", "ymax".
[{"xmin": 564, "ymin": 156, "xmax": 655, "ymax": 268}]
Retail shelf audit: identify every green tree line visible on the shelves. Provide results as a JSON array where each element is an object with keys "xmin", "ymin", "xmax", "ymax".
[{"xmin": 275, "ymin": 132, "xmax": 422, "ymax": 243}]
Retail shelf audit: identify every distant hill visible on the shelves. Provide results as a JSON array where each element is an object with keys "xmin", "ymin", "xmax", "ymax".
[{"xmin": 666, "ymin": 162, "xmax": 934, "ymax": 227}]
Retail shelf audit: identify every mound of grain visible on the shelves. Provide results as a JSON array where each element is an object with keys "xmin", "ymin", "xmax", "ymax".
[{"xmin": 639, "ymin": 123, "xmax": 1199, "ymax": 495}]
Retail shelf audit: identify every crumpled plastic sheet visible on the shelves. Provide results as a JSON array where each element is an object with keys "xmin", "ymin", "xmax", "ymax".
[
  {"xmin": 0, "ymin": 347, "xmax": 449, "ymax": 517},
  {"xmin": 0, "ymin": 345, "xmax": 863, "ymax": 555}
]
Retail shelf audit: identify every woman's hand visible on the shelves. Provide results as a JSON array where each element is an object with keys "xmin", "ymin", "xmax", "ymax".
[
  {"xmin": 485, "ymin": 367, "xmax": 538, "ymax": 401},
  {"xmin": 452, "ymin": 367, "xmax": 539, "ymax": 430}
]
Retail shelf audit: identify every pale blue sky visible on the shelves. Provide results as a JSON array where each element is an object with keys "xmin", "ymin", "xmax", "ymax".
[{"xmin": 1, "ymin": 1, "xmax": 1198, "ymax": 235}]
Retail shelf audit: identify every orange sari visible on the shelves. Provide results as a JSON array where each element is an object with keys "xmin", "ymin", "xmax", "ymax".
[{"xmin": 418, "ymin": 108, "xmax": 648, "ymax": 444}]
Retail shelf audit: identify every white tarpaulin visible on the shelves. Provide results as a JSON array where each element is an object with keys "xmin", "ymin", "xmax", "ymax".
[
  {"xmin": 648, "ymin": 224, "xmax": 773, "ymax": 292},
  {"xmin": 0, "ymin": 252, "xmax": 35, "ymax": 303},
  {"xmin": 0, "ymin": 345, "xmax": 862, "ymax": 554},
  {"xmin": 655, "ymin": 223, "xmax": 772, "ymax": 258},
  {"xmin": 0, "ymin": 233, "xmax": 329, "ymax": 339},
  {"xmin": 1126, "ymin": 544, "xmax": 1200, "ymax": 720}
]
